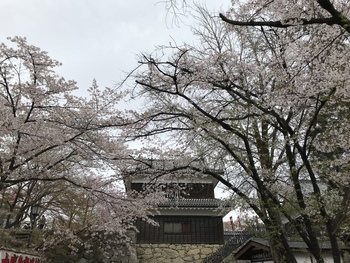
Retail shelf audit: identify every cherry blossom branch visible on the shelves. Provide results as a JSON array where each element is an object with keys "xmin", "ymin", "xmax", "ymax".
[
  {"xmin": 219, "ymin": 0, "xmax": 350, "ymax": 34},
  {"xmin": 219, "ymin": 14, "xmax": 337, "ymax": 28}
]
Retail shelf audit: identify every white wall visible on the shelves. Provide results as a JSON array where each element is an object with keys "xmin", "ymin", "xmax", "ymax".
[{"xmin": 294, "ymin": 252, "xmax": 342, "ymax": 263}]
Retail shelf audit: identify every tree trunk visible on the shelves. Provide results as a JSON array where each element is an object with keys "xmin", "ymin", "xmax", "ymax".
[
  {"xmin": 268, "ymin": 231, "xmax": 298, "ymax": 263},
  {"xmin": 264, "ymin": 209, "xmax": 298, "ymax": 263},
  {"xmin": 305, "ymin": 237, "xmax": 325, "ymax": 263},
  {"xmin": 326, "ymin": 220, "xmax": 342, "ymax": 263}
]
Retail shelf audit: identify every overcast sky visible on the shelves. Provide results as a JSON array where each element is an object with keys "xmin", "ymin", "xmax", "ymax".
[{"xmin": 1, "ymin": 0, "xmax": 231, "ymax": 95}]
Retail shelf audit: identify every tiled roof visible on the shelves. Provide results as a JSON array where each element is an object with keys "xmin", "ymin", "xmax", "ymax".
[{"xmin": 157, "ymin": 198, "xmax": 225, "ymax": 208}]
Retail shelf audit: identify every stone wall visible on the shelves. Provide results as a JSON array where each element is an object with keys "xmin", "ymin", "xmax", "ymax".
[{"xmin": 136, "ymin": 244, "xmax": 221, "ymax": 263}]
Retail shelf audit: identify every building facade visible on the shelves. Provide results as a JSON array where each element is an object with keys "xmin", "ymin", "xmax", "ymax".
[{"xmin": 124, "ymin": 163, "xmax": 228, "ymax": 262}]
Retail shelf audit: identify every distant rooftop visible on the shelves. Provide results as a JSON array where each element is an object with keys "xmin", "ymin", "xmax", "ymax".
[{"xmin": 123, "ymin": 159, "xmax": 223, "ymax": 186}]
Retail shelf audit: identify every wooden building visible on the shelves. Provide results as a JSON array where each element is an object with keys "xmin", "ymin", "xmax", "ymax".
[
  {"xmin": 124, "ymin": 163, "xmax": 228, "ymax": 245},
  {"xmin": 234, "ymin": 238, "xmax": 348, "ymax": 263}
]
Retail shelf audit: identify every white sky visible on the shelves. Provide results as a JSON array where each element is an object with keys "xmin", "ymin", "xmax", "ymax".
[
  {"xmin": 1, "ymin": 0, "xmax": 231, "ymax": 95},
  {"xmin": 1, "ymin": 0, "xmax": 237, "ymax": 220}
]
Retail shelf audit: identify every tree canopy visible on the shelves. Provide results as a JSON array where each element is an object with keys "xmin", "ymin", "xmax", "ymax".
[
  {"xmin": 127, "ymin": 1, "xmax": 350, "ymax": 262},
  {"xmin": 0, "ymin": 37, "xmax": 156, "ymax": 260}
]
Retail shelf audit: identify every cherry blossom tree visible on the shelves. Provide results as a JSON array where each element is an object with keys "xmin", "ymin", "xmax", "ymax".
[
  {"xmin": 0, "ymin": 37, "xmax": 155, "ymax": 259},
  {"xmin": 126, "ymin": 2, "xmax": 350, "ymax": 263},
  {"xmin": 0, "ymin": 37, "xmax": 122, "ymax": 186},
  {"xmin": 39, "ymin": 175, "xmax": 157, "ymax": 262}
]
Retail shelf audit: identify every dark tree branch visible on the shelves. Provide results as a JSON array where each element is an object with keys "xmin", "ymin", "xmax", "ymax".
[
  {"xmin": 219, "ymin": 0, "xmax": 350, "ymax": 34},
  {"xmin": 219, "ymin": 14, "xmax": 337, "ymax": 27}
]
